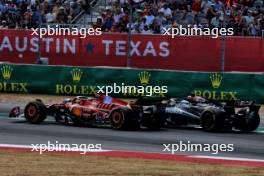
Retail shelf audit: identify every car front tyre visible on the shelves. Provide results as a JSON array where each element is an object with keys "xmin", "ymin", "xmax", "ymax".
[
  {"xmin": 201, "ymin": 110, "xmax": 224, "ymax": 132},
  {"xmin": 24, "ymin": 101, "xmax": 47, "ymax": 124}
]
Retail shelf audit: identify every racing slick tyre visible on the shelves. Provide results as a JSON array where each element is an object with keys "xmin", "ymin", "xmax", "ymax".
[
  {"xmin": 143, "ymin": 114, "xmax": 164, "ymax": 130},
  {"xmin": 110, "ymin": 109, "xmax": 139, "ymax": 130},
  {"xmin": 201, "ymin": 110, "xmax": 223, "ymax": 132},
  {"xmin": 24, "ymin": 101, "xmax": 47, "ymax": 124},
  {"xmin": 142, "ymin": 105, "xmax": 165, "ymax": 130},
  {"xmin": 236, "ymin": 114, "xmax": 260, "ymax": 132}
]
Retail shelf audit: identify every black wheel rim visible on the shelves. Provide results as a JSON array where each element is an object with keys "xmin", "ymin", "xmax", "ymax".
[
  {"xmin": 202, "ymin": 112, "xmax": 214, "ymax": 129},
  {"xmin": 27, "ymin": 104, "xmax": 37, "ymax": 118}
]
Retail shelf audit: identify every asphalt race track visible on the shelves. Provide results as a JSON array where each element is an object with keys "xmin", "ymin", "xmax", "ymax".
[{"xmin": 0, "ymin": 103, "xmax": 264, "ymax": 160}]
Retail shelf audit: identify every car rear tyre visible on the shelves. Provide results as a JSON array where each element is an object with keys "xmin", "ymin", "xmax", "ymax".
[
  {"xmin": 24, "ymin": 101, "xmax": 47, "ymax": 124},
  {"xmin": 110, "ymin": 109, "xmax": 126, "ymax": 130},
  {"xmin": 143, "ymin": 110, "xmax": 165, "ymax": 130},
  {"xmin": 144, "ymin": 116, "xmax": 163, "ymax": 130},
  {"xmin": 237, "ymin": 114, "xmax": 260, "ymax": 132},
  {"xmin": 201, "ymin": 110, "xmax": 222, "ymax": 132},
  {"xmin": 110, "ymin": 109, "xmax": 139, "ymax": 130}
]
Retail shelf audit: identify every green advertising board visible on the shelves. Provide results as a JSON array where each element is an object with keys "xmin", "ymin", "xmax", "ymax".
[{"xmin": 0, "ymin": 64, "xmax": 263, "ymax": 103}]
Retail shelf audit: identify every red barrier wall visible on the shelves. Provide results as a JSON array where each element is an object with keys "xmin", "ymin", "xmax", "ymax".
[{"xmin": 0, "ymin": 30, "xmax": 263, "ymax": 72}]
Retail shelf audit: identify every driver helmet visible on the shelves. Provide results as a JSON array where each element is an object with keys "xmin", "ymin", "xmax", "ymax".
[{"xmin": 187, "ymin": 93, "xmax": 205, "ymax": 103}]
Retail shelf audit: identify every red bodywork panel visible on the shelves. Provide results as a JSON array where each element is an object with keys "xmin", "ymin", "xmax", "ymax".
[{"xmin": 50, "ymin": 95, "xmax": 130, "ymax": 119}]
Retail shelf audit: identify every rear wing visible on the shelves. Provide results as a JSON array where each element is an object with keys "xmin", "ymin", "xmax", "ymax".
[
  {"xmin": 223, "ymin": 100, "xmax": 261, "ymax": 113},
  {"xmin": 224, "ymin": 100, "xmax": 260, "ymax": 107}
]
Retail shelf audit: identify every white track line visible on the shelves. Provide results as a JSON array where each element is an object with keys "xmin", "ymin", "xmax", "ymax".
[
  {"xmin": 0, "ymin": 144, "xmax": 33, "ymax": 149},
  {"xmin": 1, "ymin": 144, "xmax": 264, "ymax": 163},
  {"xmin": 190, "ymin": 155, "xmax": 264, "ymax": 162}
]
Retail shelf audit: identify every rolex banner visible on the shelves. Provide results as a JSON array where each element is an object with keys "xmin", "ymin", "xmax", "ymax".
[{"xmin": 0, "ymin": 64, "xmax": 264, "ymax": 103}]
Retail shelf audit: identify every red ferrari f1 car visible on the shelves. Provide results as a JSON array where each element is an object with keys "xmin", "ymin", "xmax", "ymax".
[{"xmin": 10, "ymin": 95, "xmax": 165, "ymax": 130}]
